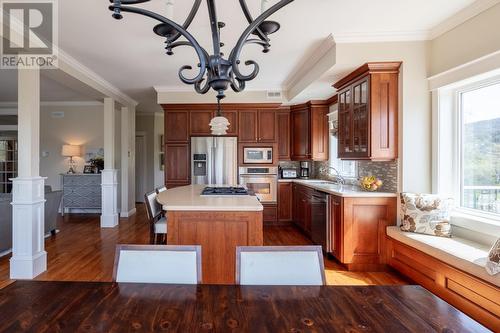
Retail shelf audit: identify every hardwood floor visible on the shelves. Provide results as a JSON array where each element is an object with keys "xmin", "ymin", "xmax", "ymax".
[{"xmin": 0, "ymin": 205, "xmax": 407, "ymax": 289}]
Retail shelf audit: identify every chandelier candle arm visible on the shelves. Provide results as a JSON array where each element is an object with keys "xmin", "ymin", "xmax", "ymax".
[
  {"xmin": 108, "ymin": 0, "xmax": 294, "ymax": 101},
  {"xmin": 109, "ymin": 2, "xmax": 208, "ymax": 84}
]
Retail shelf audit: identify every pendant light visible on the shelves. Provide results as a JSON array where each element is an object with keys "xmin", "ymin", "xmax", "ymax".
[{"xmin": 209, "ymin": 99, "xmax": 230, "ymax": 136}]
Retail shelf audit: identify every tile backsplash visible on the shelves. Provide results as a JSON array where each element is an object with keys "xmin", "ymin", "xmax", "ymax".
[{"xmin": 279, "ymin": 160, "xmax": 399, "ymax": 193}]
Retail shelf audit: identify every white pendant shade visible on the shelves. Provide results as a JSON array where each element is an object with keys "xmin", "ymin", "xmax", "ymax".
[{"xmin": 209, "ymin": 116, "xmax": 230, "ymax": 136}]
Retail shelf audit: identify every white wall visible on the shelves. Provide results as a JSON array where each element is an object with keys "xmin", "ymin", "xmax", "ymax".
[
  {"xmin": 336, "ymin": 41, "xmax": 432, "ymax": 193},
  {"xmin": 40, "ymin": 105, "xmax": 104, "ymax": 190},
  {"xmin": 40, "ymin": 104, "xmax": 126, "ymax": 210},
  {"xmin": 136, "ymin": 112, "xmax": 164, "ymax": 192}
]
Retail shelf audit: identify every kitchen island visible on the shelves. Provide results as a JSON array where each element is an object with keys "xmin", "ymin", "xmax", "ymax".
[{"xmin": 156, "ymin": 185, "xmax": 263, "ymax": 284}]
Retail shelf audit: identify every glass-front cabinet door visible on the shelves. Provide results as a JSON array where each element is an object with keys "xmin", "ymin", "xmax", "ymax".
[
  {"xmin": 352, "ymin": 77, "xmax": 369, "ymax": 156},
  {"xmin": 337, "ymin": 75, "xmax": 370, "ymax": 159}
]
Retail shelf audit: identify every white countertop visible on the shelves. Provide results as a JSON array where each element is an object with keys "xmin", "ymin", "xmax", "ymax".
[
  {"xmin": 278, "ymin": 179, "xmax": 398, "ymax": 198},
  {"xmin": 156, "ymin": 185, "xmax": 263, "ymax": 212}
]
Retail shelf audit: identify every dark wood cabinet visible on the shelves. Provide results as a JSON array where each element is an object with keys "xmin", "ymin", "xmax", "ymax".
[
  {"xmin": 165, "ymin": 144, "xmax": 190, "ymax": 188},
  {"xmin": 292, "ymin": 183, "xmax": 313, "ymax": 237},
  {"xmin": 326, "ymin": 194, "xmax": 397, "ymax": 271},
  {"xmin": 239, "ymin": 109, "xmax": 278, "ymax": 143},
  {"xmin": 290, "ymin": 102, "xmax": 329, "ymax": 161},
  {"xmin": 263, "ymin": 203, "xmax": 278, "ymax": 225},
  {"xmin": 165, "ymin": 111, "xmax": 189, "ymax": 142},
  {"xmin": 334, "ymin": 62, "xmax": 400, "ymax": 161},
  {"xmin": 257, "ymin": 110, "xmax": 277, "ymax": 142},
  {"xmin": 238, "ymin": 110, "xmax": 258, "ymax": 142},
  {"xmin": 221, "ymin": 110, "xmax": 238, "ymax": 136},
  {"xmin": 278, "ymin": 182, "xmax": 292, "ymax": 222},
  {"xmin": 190, "ymin": 110, "xmax": 214, "ymax": 136},
  {"xmin": 329, "ymin": 195, "xmax": 343, "ymax": 260},
  {"xmin": 277, "ymin": 109, "xmax": 291, "ymax": 160},
  {"xmin": 290, "ymin": 106, "xmax": 309, "ymax": 160}
]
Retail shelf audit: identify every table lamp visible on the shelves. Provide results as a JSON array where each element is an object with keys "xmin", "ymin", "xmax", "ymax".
[{"xmin": 61, "ymin": 145, "xmax": 81, "ymax": 174}]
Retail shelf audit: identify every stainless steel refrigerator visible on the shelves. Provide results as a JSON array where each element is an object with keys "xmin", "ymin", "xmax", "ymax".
[{"xmin": 191, "ymin": 137, "xmax": 238, "ymax": 185}]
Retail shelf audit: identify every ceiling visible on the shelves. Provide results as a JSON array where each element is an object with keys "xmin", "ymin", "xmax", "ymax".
[{"xmin": 1, "ymin": 0, "xmax": 479, "ymax": 111}]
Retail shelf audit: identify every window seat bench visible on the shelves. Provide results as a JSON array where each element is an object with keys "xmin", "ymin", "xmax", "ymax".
[{"xmin": 386, "ymin": 226, "xmax": 499, "ymax": 331}]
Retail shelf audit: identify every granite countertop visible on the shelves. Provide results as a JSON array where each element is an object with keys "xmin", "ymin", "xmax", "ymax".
[
  {"xmin": 278, "ymin": 179, "xmax": 398, "ymax": 198},
  {"xmin": 156, "ymin": 185, "xmax": 263, "ymax": 212}
]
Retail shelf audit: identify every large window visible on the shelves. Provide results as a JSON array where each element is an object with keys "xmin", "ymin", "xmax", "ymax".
[
  {"xmin": 328, "ymin": 111, "xmax": 357, "ymax": 178},
  {"xmin": 459, "ymin": 82, "xmax": 500, "ymax": 217}
]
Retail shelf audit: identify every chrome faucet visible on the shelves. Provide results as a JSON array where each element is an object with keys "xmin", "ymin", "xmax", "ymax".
[{"xmin": 321, "ymin": 166, "xmax": 346, "ymax": 185}]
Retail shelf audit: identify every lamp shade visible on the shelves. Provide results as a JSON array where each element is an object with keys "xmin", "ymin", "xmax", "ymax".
[{"xmin": 61, "ymin": 145, "xmax": 81, "ymax": 157}]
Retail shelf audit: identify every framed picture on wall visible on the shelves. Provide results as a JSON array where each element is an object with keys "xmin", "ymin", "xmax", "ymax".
[
  {"xmin": 159, "ymin": 135, "xmax": 164, "ymax": 152},
  {"xmin": 159, "ymin": 152, "xmax": 164, "ymax": 171}
]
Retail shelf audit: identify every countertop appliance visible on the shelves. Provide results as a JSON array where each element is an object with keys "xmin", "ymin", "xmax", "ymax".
[
  {"xmin": 201, "ymin": 186, "xmax": 248, "ymax": 196},
  {"xmin": 310, "ymin": 190, "xmax": 329, "ymax": 252},
  {"xmin": 243, "ymin": 146, "xmax": 273, "ymax": 164},
  {"xmin": 239, "ymin": 167, "xmax": 278, "ymax": 203},
  {"xmin": 281, "ymin": 168, "xmax": 298, "ymax": 179},
  {"xmin": 191, "ymin": 137, "xmax": 238, "ymax": 185},
  {"xmin": 300, "ymin": 161, "xmax": 311, "ymax": 179}
]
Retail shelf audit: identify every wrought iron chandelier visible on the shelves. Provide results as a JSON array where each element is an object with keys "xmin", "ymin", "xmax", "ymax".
[
  {"xmin": 109, "ymin": 0, "xmax": 293, "ymax": 134},
  {"xmin": 109, "ymin": 0, "xmax": 293, "ymax": 101}
]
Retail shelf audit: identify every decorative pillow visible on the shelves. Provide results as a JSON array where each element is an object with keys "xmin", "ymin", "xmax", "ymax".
[
  {"xmin": 400, "ymin": 193, "xmax": 453, "ymax": 237},
  {"xmin": 486, "ymin": 238, "xmax": 500, "ymax": 276}
]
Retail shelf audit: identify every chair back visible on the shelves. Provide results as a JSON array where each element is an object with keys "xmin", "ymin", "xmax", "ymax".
[
  {"xmin": 144, "ymin": 190, "xmax": 162, "ymax": 221},
  {"xmin": 113, "ymin": 244, "xmax": 202, "ymax": 284},
  {"xmin": 156, "ymin": 186, "xmax": 167, "ymax": 194},
  {"xmin": 236, "ymin": 246, "xmax": 326, "ymax": 285}
]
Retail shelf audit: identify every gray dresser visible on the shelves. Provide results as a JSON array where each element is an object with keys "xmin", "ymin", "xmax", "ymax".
[{"xmin": 61, "ymin": 174, "xmax": 102, "ymax": 214}]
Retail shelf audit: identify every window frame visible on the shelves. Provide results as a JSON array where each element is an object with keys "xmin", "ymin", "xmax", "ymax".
[
  {"xmin": 453, "ymin": 77, "xmax": 500, "ymax": 222},
  {"xmin": 327, "ymin": 111, "xmax": 357, "ymax": 179}
]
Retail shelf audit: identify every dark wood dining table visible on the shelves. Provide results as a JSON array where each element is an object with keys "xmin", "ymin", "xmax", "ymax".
[{"xmin": 0, "ymin": 281, "xmax": 489, "ymax": 333}]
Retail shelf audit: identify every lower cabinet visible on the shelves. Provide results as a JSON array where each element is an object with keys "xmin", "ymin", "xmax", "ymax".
[
  {"xmin": 262, "ymin": 203, "xmax": 278, "ymax": 225},
  {"xmin": 288, "ymin": 183, "xmax": 397, "ymax": 271},
  {"xmin": 330, "ymin": 195, "xmax": 397, "ymax": 271},
  {"xmin": 278, "ymin": 182, "xmax": 293, "ymax": 223}
]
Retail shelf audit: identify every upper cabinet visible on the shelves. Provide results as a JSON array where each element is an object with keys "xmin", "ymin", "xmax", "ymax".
[
  {"xmin": 165, "ymin": 111, "xmax": 189, "ymax": 142},
  {"xmin": 334, "ymin": 62, "xmax": 401, "ymax": 161},
  {"xmin": 277, "ymin": 107, "xmax": 291, "ymax": 161},
  {"xmin": 238, "ymin": 108, "xmax": 278, "ymax": 143},
  {"xmin": 290, "ymin": 101, "xmax": 329, "ymax": 161},
  {"xmin": 238, "ymin": 110, "xmax": 258, "ymax": 142},
  {"xmin": 190, "ymin": 110, "xmax": 214, "ymax": 136}
]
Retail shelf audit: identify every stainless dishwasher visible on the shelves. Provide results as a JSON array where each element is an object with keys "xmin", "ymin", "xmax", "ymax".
[{"xmin": 310, "ymin": 190, "xmax": 329, "ymax": 252}]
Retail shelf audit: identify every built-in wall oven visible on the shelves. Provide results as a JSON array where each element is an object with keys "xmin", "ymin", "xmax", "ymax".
[
  {"xmin": 243, "ymin": 147, "xmax": 273, "ymax": 164},
  {"xmin": 239, "ymin": 167, "xmax": 278, "ymax": 203}
]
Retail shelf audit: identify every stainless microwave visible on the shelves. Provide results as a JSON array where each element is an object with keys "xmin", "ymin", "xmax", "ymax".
[{"xmin": 243, "ymin": 147, "xmax": 273, "ymax": 164}]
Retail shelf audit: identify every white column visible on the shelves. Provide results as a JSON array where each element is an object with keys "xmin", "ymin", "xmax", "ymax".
[
  {"xmin": 10, "ymin": 68, "xmax": 47, "ymax": 279},
  {"xmin": 120, "ymin": 105, "xmax": 136, "ymax": 217},
  {"xmin": 101, "ymin": 98, "xmax": 119, "ymax": 228}
]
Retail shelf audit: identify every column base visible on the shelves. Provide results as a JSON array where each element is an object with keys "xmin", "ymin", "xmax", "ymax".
[
  {"xmin": 101, "ymin": 169, "xmax": 119, "ymax": 228},
  {"xmin": 10, "ymin": 251, "xmax": 47, "ymax": 279}
]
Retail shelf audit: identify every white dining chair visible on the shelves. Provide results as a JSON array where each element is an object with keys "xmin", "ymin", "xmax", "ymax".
[
  {"xmin": 113, "ymin": 244, "xmax": 202, "ymax": 284},
  {"xmin": 156, "ymin": 186, "xmax": 167, "ymax": 194},
  {"xmin": 236, "ymin": 246, "xmax": 326, "ymax": 285},
  {"xmin": 144, "ymin": 190, "xmax": 167, "ymax": 244}
]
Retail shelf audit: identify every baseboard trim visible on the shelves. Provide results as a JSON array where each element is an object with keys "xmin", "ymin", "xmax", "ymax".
[{"xmin": 120, "ymin": 208, "xmax": 137, "ymax": 218}]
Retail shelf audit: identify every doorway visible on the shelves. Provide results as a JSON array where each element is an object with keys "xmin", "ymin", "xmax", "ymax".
[{"xmin": 135, "ymin": 133, "xmax": 147, "ymax": 203}]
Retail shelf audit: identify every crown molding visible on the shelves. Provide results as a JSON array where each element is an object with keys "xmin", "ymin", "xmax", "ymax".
[
  {"xmin": 58, "ymin": 50, "xmax": 138, "ymax": 107},
  {"xmin": 429, "ymin": 0, "xmax": 500, "ymax": 40},
  {"xmin": 0, "ymin": 101, "xmax": 104, "ymax": 108},
  {"xmin": 333, "ymin": 30, "xmax": 430, "ymax": 44}
]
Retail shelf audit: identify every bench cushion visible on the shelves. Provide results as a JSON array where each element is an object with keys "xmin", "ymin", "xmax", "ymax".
[{"xmin": 387, "ymin": 226, "xmax": 499, "ymax": 287}]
